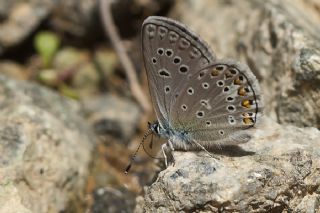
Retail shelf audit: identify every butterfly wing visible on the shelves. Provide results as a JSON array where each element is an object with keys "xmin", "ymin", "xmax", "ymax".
[
  {"xmin": 142, "ymin": 16, "xmax": 216, "ymax": 128},
  {"xmin": 170, "ymin": 60, "xmax": 263, "ymax": 147}
]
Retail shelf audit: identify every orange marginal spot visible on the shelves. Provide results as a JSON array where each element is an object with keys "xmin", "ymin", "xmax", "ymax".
[
  {"xmin": 211, "ymin": 69, "xmax": 219, "ymax": 77},
  {"xmin": 242, "ymin": 100, "xmax": 251, "ymax": 108},
  {"xmin": 243, "ymin": 117, "xmax": 254, "ymax": 125},
  {"xmin": 238, "ymin": 87, "xmax": 247, "ymax": 96},
  {"xmin": 234, "ymin": 78, "xmax": 242, "ymax": 85}
]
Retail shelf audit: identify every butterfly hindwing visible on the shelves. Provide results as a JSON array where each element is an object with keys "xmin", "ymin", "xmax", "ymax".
[{"xmin": 170, "ymin": 60, "xmax": 262, "ymax": 146}]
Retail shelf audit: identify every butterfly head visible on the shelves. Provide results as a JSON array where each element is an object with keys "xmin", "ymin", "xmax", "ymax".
[{"xmin": 148, "ymin": 121, "xmax": 160, "ymax": 135}]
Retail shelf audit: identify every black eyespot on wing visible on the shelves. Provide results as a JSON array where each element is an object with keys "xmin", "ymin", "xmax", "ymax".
[
  {"xmin": 158, "ymin": 69, "xmax": 170, "ymax": 77},
  {"xmin": 179, "ymin": 65, "xmax": 189, "ymax": 73},
  {"xmin": 173, "ymin": 57, "xmax": 181, "ymax": 64},
  {"xmin": 157, "ymin": 48, "xmax": 164, "ymax": 55}
]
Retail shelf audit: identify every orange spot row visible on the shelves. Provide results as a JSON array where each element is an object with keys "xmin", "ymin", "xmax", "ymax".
[
  {"xmin": 238, "ymin": 87, "xmax": 247, "ymax": 96},
  {"xmin": 241, "ymin": 99, "xmax": 253, "ymax": 108},
  {"xmin": 243, "ymin": 117, "xmax": 254, "ymax": 125}
]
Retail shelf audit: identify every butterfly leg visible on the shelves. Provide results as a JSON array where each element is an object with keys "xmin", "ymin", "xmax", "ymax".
[
  {"xmin": 167, "ymin": 139, "xmax": 175, "ymax": 166},
  {"xmin": 161, "ymin": 143, "xmax": 168, "ymax": 167},
  {"xmin": 192, "ymin": 140, "xmax": 220, "ymax": 162}
]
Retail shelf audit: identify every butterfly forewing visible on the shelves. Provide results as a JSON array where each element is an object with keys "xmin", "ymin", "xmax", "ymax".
[
  {"xmin": 170, "ymin": 60, "xmax": 262, "ymax": 146},
  {"xmin": 142, "ymin": 16, "xmax": 216, "ymax": 128}
]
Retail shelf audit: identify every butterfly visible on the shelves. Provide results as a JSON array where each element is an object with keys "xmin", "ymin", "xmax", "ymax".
[{"xmin": 125, "ymin": 16, "xmax": 262, "ymax": 173}]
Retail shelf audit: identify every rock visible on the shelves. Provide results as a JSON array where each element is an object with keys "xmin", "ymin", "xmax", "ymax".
[
  {"xmin": 71, "ymin": 62, "xmax": 100, "ymax": 98},
  {"xmin": 94, "ymin": 47, "xmax": 118, "ymax": 78},
  {"xmin": 295, "ymin": 194, "xmax": 320, "ymax": 213},
  {"xmin": 0, "ymin": 75, "xmax": 94, "ymax": 212},
  {"xmin": 135, "ymin": 118, "xmax": 320, "ymax": 212},
  {"xmin": 91, "ymin": 187, "xmax": 136, "ymax": 213},
  {"xmin": 50, "ymin": 0, "xmax": 96, "ymax": 38},
  {"xmin": 82, "ymin": 94, "xmax": 141, "ymax": 142},
  {"xmin": 52, "ymin": 47, "xmax": 89, "ymax": 74},
  {"xmin": 0, "ymin": 61, "xmax": 27, "ymax": 80},
  {"xmin": 0, "ymin": 1, "xmax": 53, "ymax": 54},
  {"xmin": 50, "ymin": 47, "xmax": 101, "ymax": 99},
  {"xmin": 172, "ymin": 0, "xmax": 320, "ymax": 128}
]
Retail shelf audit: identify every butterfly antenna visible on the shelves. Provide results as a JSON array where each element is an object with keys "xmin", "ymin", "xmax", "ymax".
[
  {"xmin": 125, "ymin": 128, "xmax": 153, "ymax": 174},
  {"xmin": 149, "ymin": 134, "xmax": 154, "ymax": 149}
]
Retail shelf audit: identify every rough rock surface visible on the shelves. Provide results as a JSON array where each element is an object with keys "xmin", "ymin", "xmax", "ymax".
[
  {"xmin": 0, "ymin": 0, "xmax": 54, "ymax": 54},
  {"xmin": 172, "ymin": 0, "xmax": 320, "ymax": 128},
  {"xmin": 0, "ymin": 0, "xmax": 95, "ymax": 55},
  {"xmin": 0, "ymin": 75, "xmax": 94, "ymax": 212},
  {"xmin": 83, "ymin": 94, "xmax": 141, "ymax": 142},
  {"xmin": 135, "ymin": 118, "xmax": 320, "ymax": 212},
  {"xmin": 135, "ymin": 1, "xmax": 320, "ymax": 211},
  {"xmin": 91, "ymin": 187, "xmax": 136, "ymax": 213}
]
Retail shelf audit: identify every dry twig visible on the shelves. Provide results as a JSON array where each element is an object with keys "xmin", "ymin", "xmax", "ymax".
[{"xmin": 99, "ymin": 0, "xmax": 151, "ymax": 113}]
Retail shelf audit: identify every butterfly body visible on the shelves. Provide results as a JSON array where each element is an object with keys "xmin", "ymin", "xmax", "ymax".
[
  {"xmin": 150, "ymin": 121, "xmax": 193, "ymax": 150},
  {"xmin": 140, "ymin": 16, "xmax": 262, "ymax": 166}
]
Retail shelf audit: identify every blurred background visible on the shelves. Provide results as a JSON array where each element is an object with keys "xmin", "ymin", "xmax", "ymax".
[{"xmin": 0, "ymin": 0, "xmax": 319, "ymax": 212}]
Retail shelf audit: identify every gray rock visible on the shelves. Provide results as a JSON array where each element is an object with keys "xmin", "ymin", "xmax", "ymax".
[
  {"xmin": 91, "ymin": 187, "xmax": 136, "ymax": 213},
  {"xmin": 172, "ymin": 0, "xmax": 320, "ymax": 128},
  {"xmin": 82, "ymin": 94, "xmax": 141, "ymax": 142},
  {"xmin": 0, "ymin": 1, "xmax": 53, "ymax": 54},
  {"xmin": 135, "ymin": 118, "xmax": 320, "ymax": 212},
  {"xmin": 0, "ymin": 75, "xmax": 94, "ymax": 212},
  {"xmin": 0, "ymin": 0, "xmax": 94, "ymax": 55}
]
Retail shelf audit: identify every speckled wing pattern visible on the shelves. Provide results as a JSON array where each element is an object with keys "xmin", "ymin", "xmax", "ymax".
[
  {"xmin": 142, "ymin": 16, "xmax": 262, "ymax": 147},
  {"xmin": 170, "ymin": 60, "xmax": 262, "ymax": 146}
]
